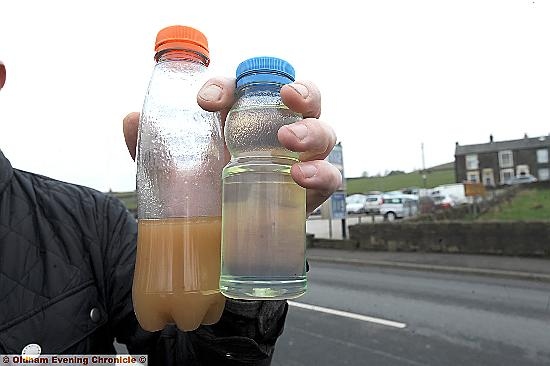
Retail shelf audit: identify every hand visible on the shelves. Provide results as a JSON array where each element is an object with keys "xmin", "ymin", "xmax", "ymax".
[
  {"xmin": 0, "ymin": 61, "xmax": 6, "ymax": 90},
  {"xmin": 123, "ymin": 78, "xmax": 342, "ymax": 216}
]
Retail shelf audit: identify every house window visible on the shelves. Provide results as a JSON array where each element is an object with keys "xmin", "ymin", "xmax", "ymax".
[
  {"xmin": 537, "ymin": 149, "xmax": 549, "ymax": 164},
  {"xmin": 465, "ymin": 154, "xmax": 478, "ymax": 170},
  {"xmin": 500, "ymin": 168, "xmax": 514, "ymax": 184},
  {"xmin": 482, "ymin": 168, "xmax": 495, "ymax": 186},
  {"xmin": 467, "ymin": 171, "xmax": 480, "ymax": 183},
  {"xmin": 516, "ymin": 165, "xmax": 530, "ymax": 176},
  {"xmin": 498, "ymin": 150, "xmax": 513, "ymax": 168},
  {"xmin": 539, "ymin": 168, "xmax": 550, "ymax": 181}
]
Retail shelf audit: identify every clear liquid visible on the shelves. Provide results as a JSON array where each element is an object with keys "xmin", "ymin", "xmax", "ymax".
[
  {"xmin": 220, "ymin": 170, "xmax": 306, "ymax": 300},
  {"xmin": 132, "ymin": 217, "xmax": 225, "ymax": 331}
]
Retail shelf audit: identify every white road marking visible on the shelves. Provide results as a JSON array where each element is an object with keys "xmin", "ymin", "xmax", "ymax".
[{"xmin": 288, "ymin": 301, "xmax": 407, "ymax": 329}]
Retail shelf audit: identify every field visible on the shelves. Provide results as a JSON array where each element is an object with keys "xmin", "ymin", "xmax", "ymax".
[
  {"xmin": 478, "ymin": 187, "xmax": 550, "ymax": 221},
  {"xmin": 110, "ymin": 191, "xmax": 137, "ymax": 212},
  {"xmin": 346, "ymin": 169, "xmax": 456, "ymax": 194}
]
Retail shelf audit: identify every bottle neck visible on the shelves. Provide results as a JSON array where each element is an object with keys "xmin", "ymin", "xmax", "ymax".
[
  {"xmin": 154, "ymin": 49, "xmax": 209, "ymax": 65},
  {"xmin": 236, "ymin": 83, "xmax": 284, "ymax": 99}
]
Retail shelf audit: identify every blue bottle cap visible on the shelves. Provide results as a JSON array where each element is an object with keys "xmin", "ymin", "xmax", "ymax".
[{"xmin": 236, "ymin": 56, "xmax": 295, "ymax": 88}]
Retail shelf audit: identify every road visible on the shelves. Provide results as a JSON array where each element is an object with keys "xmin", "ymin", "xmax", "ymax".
[{"xmin": 271, "ymin": 261, "xmax": 550, "ymax": 366}]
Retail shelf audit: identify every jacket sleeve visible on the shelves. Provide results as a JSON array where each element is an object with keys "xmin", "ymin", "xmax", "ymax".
[
  {"xmin": 98, "ymin": 196, "xmax": 166, "ymax": 362},
  {"xmin": 190, "ymin": 299, "xmax": 288, "ymax": 365},
  {"xmin": 100, "ymin": 196, "xmax": 288, "ymax": 365}
]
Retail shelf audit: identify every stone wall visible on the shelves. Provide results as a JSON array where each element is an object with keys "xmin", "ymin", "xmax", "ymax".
[{"xmin": 347, "ymin": 221, "xmax": 550, "ymax": 257}]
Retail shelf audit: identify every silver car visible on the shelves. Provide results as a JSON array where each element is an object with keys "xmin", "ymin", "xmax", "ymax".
[
  {"xmin": 364, "ymin": 194, "xmax": 383, "ymax": 214},
  {"xmin": 504, "ymin": 174, "xmax": 538, "ymax": 186},
  {"xmin": 379, "ymin": 194, "xmax": 419, "ymax": 221},
  {"xmin": 345, "ymin": 194, "xmax": 368, "ymax": 214}
]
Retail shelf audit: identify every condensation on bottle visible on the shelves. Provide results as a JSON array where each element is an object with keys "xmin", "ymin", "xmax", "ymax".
[
  {"xmin": 132, "ymin": 25, "xmax": 226, "ymax": 332},
  {"xmin": 220, "ymin": 56, "xmax": 307, "ymax": 300}
]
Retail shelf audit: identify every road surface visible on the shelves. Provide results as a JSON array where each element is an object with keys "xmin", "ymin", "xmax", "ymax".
[{"xmin": 272, "ymin": 261, "xmax": 550, "ymax": 366}]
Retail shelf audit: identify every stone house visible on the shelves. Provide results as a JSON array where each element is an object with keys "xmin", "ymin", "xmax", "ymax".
[{"xmin": 455, "ymin": 134, "xmax": 550, "ymax": 186}]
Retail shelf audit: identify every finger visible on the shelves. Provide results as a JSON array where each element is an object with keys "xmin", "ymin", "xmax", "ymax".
[
  {"xmin": 290, "ymin": 160, "xmax": 342, "ymax": 215},
  {"xmin": 278, "ymin": 118, "xmax": 337, "ymax": 162},
  {"xmin": 123, "ymin": 112, "xmax": 140, "ymax": 161},
  {"xmin": 0, "ymin": 61, "xmax": 6, "ymax": 89},
  {"xmin": 197, "ymin": 77, "xmax": 236, "ymax": 123},
  {"xmin": 280, "ymin": 80, "xmax": 321, "ymax": 119}
]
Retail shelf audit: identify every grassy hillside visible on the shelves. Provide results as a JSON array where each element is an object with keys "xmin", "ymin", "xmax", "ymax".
[
  {"xmin": 477, "ymin": 187, "xmax": 550, "ymax": 221},
  {"xmin": 110, "ymin": 191, "xmax": 137, "ymax": 212},
  {"xmin": 346, "ymin": 169, "xmax": 456, "ymax": 194}
]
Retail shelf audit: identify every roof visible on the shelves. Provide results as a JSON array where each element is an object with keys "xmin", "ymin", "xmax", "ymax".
[{"xmin": 455, "ymin": 136, "xmax": 550, "ymax": 155}]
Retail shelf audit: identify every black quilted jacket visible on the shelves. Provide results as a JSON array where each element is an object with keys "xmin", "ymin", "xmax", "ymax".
[{"xmin": 0, "ymin": 150, "xmax": 287, "ymax": 365}]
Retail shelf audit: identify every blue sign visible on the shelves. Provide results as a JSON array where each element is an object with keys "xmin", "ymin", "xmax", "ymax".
[
  {"xmin": 328, "ymin": 144, "xmax": 343, "ymax": 166},
  {"xmin": 327, "ymin": 142, "xmax": 345, "ymax": 191},
  {"xmin": 331, "ymin": 191, "xmax": 346, "ymax": 220}
]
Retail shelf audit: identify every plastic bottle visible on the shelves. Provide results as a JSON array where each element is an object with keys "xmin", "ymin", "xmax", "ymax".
[
  {"xmin": 220, "ymin": 56, "xmax": 307, "ymax": 300},
  {"xmin": 132, "ymin": 25, "xmax": 226, "ymax": 332}
]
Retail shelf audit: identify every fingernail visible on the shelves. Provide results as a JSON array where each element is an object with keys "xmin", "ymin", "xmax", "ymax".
[
  {"xmin": 289, "ymin": 83, "xmax": 309, "ymax": 99},
  {"xmin": 199, "ymin": 84, "xmax": 223, "ymax": 102},
  {"xmin": 298, "ymin": 163, "xmax": 318, "ymax": 178},
  {"xmin": 287, "ymin": 123, "xmax": 309, "ymax": 141}
]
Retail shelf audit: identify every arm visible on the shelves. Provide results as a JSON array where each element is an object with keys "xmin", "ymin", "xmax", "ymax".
[{"xmin": 98, "ymin": 195, "xmax": 159, "ymax": 355}]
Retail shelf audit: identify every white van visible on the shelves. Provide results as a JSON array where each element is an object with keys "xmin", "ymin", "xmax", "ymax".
[
  {"xmin": 379, "ymin": 194, "xmax": 419, "ymax": 221},
  {"xmin": 430, "ymin": 183, "xmax": 467, "ymax": 205}
]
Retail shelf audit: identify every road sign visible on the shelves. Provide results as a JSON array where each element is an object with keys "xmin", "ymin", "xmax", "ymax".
[
  {"xmin": 327, "ymin": 142, "xmax": 345, "ymax": 191},
  {"xmin": 320, "ymin": 142, "xmax": 347, "ymax": 229},
  {"xmin": 464, "ymin": 182, "xmax": 486, "ymax": 197},
  {"xmin": 331, "ymin": 191, "xmax": 347, "ymax": 219}
]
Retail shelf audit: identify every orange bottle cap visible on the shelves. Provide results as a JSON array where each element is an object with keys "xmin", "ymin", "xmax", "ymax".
[{"xmin": 154, "ymin": 25, "xmax": 209, "ymax": 63}]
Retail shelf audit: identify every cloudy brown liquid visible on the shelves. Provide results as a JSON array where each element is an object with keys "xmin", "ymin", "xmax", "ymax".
[{"xmin": 132, "ymin": 217, "xmax": 225, "ymax": 331}]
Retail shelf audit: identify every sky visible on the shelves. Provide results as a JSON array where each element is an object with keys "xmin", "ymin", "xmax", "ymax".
[{"xmin": 0, "ymin": 0, "xmax": 549, "ymax": 192}]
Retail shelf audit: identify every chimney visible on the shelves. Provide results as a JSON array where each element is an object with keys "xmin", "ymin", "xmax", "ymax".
[
  {"xmin": 489, "ymin": 134, "xmax": 493, "ymax": 143},
  {"xmin": 455, "ymin": 141, "xmax": 459, "ymax": 146},
  {"xmin": 524, "ymin": 133, "xmax": 528, "ymax": 139}
]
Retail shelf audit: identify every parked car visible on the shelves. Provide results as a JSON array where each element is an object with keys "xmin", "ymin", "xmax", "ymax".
[
  {"xmin": 432, "ymin": 194, "xmax": 456, "ymax": 209},
  {"xmin": 418, "ymin": 195, "xmax": 436, "ymax": 214},
  {"xmin": 402, "ymin": 187, "xmax": 420, "ymax": 195},
  {"xmin": 503, "ymin": 174, "xmax": 538, "ymax": 186},
  {"xmin": 345, "ymin": 194, "xmax": 368, "ymax": 214},
  {"xmin": 364, "ymin": 194, "xmax": 383, "ymax": 214},
  {"xmin": 380, "ymin": 194, "xmax": 419, "ymax": 221}
]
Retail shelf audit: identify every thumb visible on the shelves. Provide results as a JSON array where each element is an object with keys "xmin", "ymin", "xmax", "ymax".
[{"xmin": 123, "ymin": 112, "xmax": 140, "ymax": 161}]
